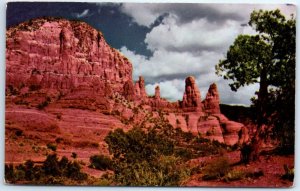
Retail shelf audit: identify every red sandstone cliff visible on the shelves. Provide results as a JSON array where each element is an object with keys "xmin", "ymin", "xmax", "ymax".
[{"xmin": 6, "ymin": 17, "xmax": 134, "ymax": 98}]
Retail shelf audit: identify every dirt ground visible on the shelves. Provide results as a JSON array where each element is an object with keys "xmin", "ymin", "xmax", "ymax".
[{"xmin": 185, "ymin": 151, "xmax": 294, "ymax": 187}]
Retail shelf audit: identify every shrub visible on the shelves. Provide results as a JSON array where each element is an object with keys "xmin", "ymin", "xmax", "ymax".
[
  {"xmin": 175, "ymin": 148, "xmax": 193, "ymax": 160},
  {"xmin": 202, "ymin": 157, "xmax": 230, "ymax": 180},
  {"xmin": 113, "ymin": 156, "xmax": 190, "ymax": 186},
  {"xmin": 105, "ymin": 127, "xmax": 190, "ymax": 186},
  {"xmin": 281, "ymin": 164, "xmax": 294, "ymax": 181},
  {"xmin": 15, "ymin": 129, "xmax": 23, "ymax": 137},
  {"xmin": 7, "ymin": 85, "xmax": 19, "ymax": 95},
  {"xmin": 37, "ymin": 100, "xmax": 49, "ymax": 110},
  {"xmin": 89, "ymin": 155, "xmax": 112, "ymax": 170},
  {"xmin": 47, "ymin": 143, "xmax": 57, "ymax": 151},
  {"xmin": 43, "ymin": 154, "xmax": 61, "ymax": 176},
  {"xmin": 5, "ymin": 164, "xmax": 15, "ymax": 183},
  {"xmin": 71, "ymin": 152, "xmax": 77, "ymax": 159},
  {"xmin": 29, "ymin": 84, "xmax": 41, "ymax": 91},
  {"xmin": 93, "ymin": 172, "xmax": 114, "ymax": 186},
  {"xmin": 224, "ymin": 170, "xmax": 246, "ymax": 181},
  {"xmin": 5, "ymin": 154, "xmax": 87, "ymax": 184},
  {"xmin": 55, "ymin": 137, "xmax": 63, "ymax": 143},
  {"xmin": 66, "ymin": 161, "xmax": 87, "ymax": 180}
]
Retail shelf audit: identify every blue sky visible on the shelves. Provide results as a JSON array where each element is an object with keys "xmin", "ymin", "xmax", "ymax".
[{"xmin": 6, "ymin": 2, "xmax": 296, "ymax": 105}]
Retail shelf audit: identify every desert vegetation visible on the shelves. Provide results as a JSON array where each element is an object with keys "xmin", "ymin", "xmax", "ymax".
[{"xmin": 4, "ymin": 7, "xmax": 295, "ymax": 187}]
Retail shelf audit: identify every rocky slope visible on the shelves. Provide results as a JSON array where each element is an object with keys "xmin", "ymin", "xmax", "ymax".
[{"xmin": 5, "ymin": 17, "xmax": 249, "ymax": 168}]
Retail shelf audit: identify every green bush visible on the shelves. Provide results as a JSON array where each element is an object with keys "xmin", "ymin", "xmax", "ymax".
[
  {"xmin": 113, "ymin": 156, "xmax": 189, "ymax": 186},
  {"xmin": 104, "ymin": 127, "xmax": 190, "ymax": 186},
  {"xmin": 43, "ymin": 154, "xmax": 61, "ymax": 176},
  {"xmin": 174, "ymin": 148, "xmax": 193, "ymax": 160},
  {"xmin": 5, "ymin": 154, "xmax": 87, "ymax": 184},
  {"xmin": 89, "ymin": 155, "xmax": 112, "ymax": 170},
  {"xmin": 202, "ymin": 157, "xmax": 231, "ymax": 180},
  {"xmin": 224, "ymin": 170, "xmax": 246, "ymax": 181}
]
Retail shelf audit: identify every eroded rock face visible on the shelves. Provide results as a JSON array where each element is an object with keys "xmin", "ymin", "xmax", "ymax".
[
  {"xmin": 6, "ymin": 18, "xmax": 133, "ymax": 97},
  {"xmin": 181, "ymin": 76, "xmax": 202, "ymax": 112},
  {"xmin": 203, "ymin": 83, "xmax": 221, "ymax": 114},
  {"xmin": 134, "ymin": 76, "xmax": 147, "ymax": 98},
  {"xmin": 6, "ymin": 17, "xmax": 249, "ymax": 146}
]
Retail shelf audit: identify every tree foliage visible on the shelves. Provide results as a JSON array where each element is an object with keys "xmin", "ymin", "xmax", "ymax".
[{"xmin": 216, "ymin": 9, "xmax": 295, "ymax": 154}]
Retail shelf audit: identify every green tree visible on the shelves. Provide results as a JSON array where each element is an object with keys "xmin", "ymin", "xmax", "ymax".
[{"xmin": 216, "ymin": 9, "xmax": 295, "ymax": 158}]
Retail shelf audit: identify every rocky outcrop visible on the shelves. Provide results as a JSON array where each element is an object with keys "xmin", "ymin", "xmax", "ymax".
[
  {"xmin": 134, "ymin": 76, "xmax": 147, "ymax": 99},
  {"xmin": 155, "ymin": 85, "xmax": 160, "ymax": 99},
  {"xmin": 6, "ymin": 17, "xmax": 133, "ymax": 97},
  {"xmin": 5, "ymin": 17, "xmax": 249, "ymax": 146},
  {"xmin": 181, "ymin": 76, "xmax": 202, "ymax": 112},
  {"xmin": 169, "ymin": 112, "xmax": 247, "ymax": 145},
  {"xmin": 203, "ymin": 83, "xmax": 220, "ymax": 114},
  {"xmin": 123, "ymin": 80, "xmax": 135, "ymax": 101}
]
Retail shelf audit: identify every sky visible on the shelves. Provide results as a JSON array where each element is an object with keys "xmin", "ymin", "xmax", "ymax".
[{"xmin": 6, "ymin": 2, "xmax": 296, "ymax": 105}]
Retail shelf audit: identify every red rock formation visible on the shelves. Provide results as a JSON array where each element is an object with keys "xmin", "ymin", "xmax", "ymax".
[
  {"xmin": 6, "ymin": 17, "xmax": 133, "ymax": 97},
  {"xmin": 134, "ymin": 76, "xmax": 147, "ymax": 98},
  {"xmin": 155, "ymin": 85, "xmax": 160, "ymax": 99},
  {"xmin": 203, "ymin": 83, "xmax": 220, "ymax": 114},
  {"xmin": 5, "ymin": 17, "xmax": 249, "ymax": 147},
  {"xmin": 123, "ymin": 80, "xmax": 135, "ymax": 101},
  {"xmin": 181, "ymin": 76, "xmax": 202, "ymax": 112}
]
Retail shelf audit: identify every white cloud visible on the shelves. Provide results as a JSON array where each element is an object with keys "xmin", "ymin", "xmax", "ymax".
[
  {"xmin": 146, "ymin": 79, "xmax": 185, "ymax": 101},
  {"xmin": 121, "ymin": 4, "xmax": 296, "ymax": 27},
  {"xmin": 120, "ymin": 4, "xmax": 160, "ymax": 27},
  {"xmin": 145, "ymin": 14, "xmax": 240, "ymax": 52},
  {"xmin": 75, "ymin": 9, "xmax": 90, "ymax": 18},
  {"xmin": 119, "ymin": 4, "xmax": 296, "ymax": 105}
]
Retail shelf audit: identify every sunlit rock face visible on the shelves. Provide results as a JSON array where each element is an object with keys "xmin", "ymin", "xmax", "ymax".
[
  {"xmin": 6, "ymin": 17, "xmax": 249, "ymax": 146},
  {"xmin": 203, "ymin": 83, "xmax": 221, "ymax": 114},
  {"xmin": 181, "ymin": 76, "xmax": 203, "ymax": 112},
  {"xmin": 6, "ymin": 17, "xmax": 133, "ymax": 98}
]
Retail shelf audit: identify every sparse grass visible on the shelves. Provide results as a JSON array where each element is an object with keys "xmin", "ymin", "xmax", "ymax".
[
  {"xmin": 202, "ymin": 157, "xmax": 231, "ymax": 180},
  {"xmin": 224, "ymin": 170, "xmax": 246, "ymax": 181}
]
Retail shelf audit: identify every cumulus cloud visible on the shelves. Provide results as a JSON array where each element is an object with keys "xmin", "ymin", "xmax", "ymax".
[
  {"xmin": 145, "ymin": 14, "xmax": 240, "ymax": 52},
  {"xmin": 121, "ymin": 3, "xmax": 296, "ymax": 27},
  {"xmin": 75, "ymin": 9, "xmax": 90, "ymax": 18},
  {"xmin": 119, "ymin": 3, "xmax": 296, "ymax": 105},
  {"xmin": 146, "ymin": 79, "xmax": 185, "ymax": 101}
]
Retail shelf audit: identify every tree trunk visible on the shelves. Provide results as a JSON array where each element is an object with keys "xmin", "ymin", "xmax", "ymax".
[{"xmin": 250, "ymin": 67, "xmax": 268, "ymax": 161}]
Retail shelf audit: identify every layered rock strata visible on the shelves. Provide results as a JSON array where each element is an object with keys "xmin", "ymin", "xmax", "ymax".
[
  {"xmin": 6, "ymin": 18, "xmax": 133, "ymax": 98},
  {"xmin": 6, "ymin": 17, "xmax": 248, "ymax": 146}
]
